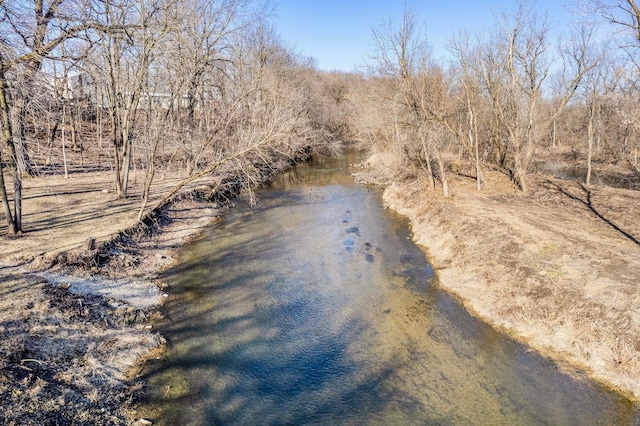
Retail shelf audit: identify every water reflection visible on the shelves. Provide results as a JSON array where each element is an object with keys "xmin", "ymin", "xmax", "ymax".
[{"xmin": 139, "ymin": 152, "xmax": 640, "ymax": 425}]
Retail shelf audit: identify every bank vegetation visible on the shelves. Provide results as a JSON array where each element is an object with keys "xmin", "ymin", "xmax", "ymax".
[{"xmin": 0, "ymin": 0, "xmax": 351, "ymax": 237}]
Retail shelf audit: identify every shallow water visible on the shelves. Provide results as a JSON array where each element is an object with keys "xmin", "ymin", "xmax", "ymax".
[{"xmin": 140, "ymin": 152, "xmax": 640, "ymax": 425}]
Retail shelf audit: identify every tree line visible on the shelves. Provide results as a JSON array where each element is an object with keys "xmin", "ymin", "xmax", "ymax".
[
  {"xmin": 345, "ymin": 1, "xmax": 640, "ymax": 196},
  {"xmin": 2, "ymin": 1, "xmax": 640, "ymax": 236},
  {"xmin": 0, "ymin": 0, "xmax": 350, "ymax": 235}
]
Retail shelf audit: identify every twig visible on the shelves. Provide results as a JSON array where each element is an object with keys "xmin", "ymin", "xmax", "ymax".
[{"xmin": 20, "ymin": 358, "xmax": 44, "ymax": 366}]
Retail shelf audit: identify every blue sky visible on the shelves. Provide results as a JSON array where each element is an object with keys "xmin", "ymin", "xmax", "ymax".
[{"xmin": 274, "ymin": 1, "xmax": 580, "ymax": 72}]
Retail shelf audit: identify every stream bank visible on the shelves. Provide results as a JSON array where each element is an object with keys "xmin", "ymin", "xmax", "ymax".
[
  {"xmin": 379, "ymin": 167, "xmax": 640, "ymax": 402},
  {"xmin": 0, "ymin": 148, "xmax": 314, "ymax": 425}
]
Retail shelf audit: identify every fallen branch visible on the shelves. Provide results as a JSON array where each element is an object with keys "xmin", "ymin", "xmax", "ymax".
[
  {"xmin": 147, "ymin": 137, "xmax": 274, "ymax": 218},
  {"xmin": 20, "ymin": 358, "xmax": 44, "ymax": 366}
]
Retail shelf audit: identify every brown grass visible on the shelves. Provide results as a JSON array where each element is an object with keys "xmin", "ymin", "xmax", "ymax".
[
  {"xmin": 375, "ymin": 155, "xmax": 640, "ymax": 401},
  {"xmin": 0, "ymin": 169, "xmax": 224, "ymax": 424}
]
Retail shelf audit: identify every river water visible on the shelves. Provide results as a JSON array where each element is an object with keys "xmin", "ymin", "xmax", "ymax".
[{"xmin": 139, "ymin": 152, "xmax": 639, "ymax": 425}]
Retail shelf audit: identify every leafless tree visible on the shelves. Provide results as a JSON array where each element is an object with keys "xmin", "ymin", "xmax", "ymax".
[
  {"xmin": 591, "ymin": 0, "xmax": 640, "ymax": 177},
  {"xmin": 475, "ymin": 4, "xmax": 597, "ymax": 191},
  {"xmin": 154, "ymin": 0, "xmax": 260, "ymax": 174},
  {"xmin": 597, "ymin": 67, "xmax": 640, "ymax": 175},
  {"xmin": 369, "ymin": 7, "xmax": 452, "ymax": 196},
  {"xmin": 87, "ymin": 0, "xmax": 176, "ymax": 199},
  {"xmin": 593, "ymin": 0, "xmax": 640, "ymax": 45},
  {"xmin": 575, "ymin": 38, "xmax": 611, "ymax": 185},
  {"xmin": 0, "ymin": 0, "xmax": 97, "ymax": 234},
  {"xmin": 449, "ymin": 31, "xmax": 488, "ymax": 190}
]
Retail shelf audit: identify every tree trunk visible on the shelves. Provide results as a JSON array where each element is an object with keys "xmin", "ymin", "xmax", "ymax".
[
  {"xmin": 137, "ymin": 158, "xmax": 155, "ymax": 222},
  {"xmin": 469, "ymin": 108, "xmax": 485, "ymax": 190},
  {"xmin": 45, "ymin": 120, "xmax": 59, "ymax": 166},
  {"xmin": 62, "ymin": 103, "xmax": 69, "ymax": 179},
  {"xmin": 433, "ymin": 148, "xmax": 450, "ymax": 197},
  {"xmin": 0, "ymin": 67, "xmax": 19, "ymax": 234},
  {"xmin": 514, "ymin": 169, "xmax": 527, "ymax": 192},
  {"xmin": 137, "ymin": 137, "xmax": 160, "ymax": 222},
  {"xmin": 113, "ymin": 141, "xmax": 123, "ymax": 196},
  {"xmin": 0, "ymin": 150, "xmax": 14, "ymax": 233},
  {"xmin": 119, "ymin": 128, "xmax": 132, "ymax": 199},
  {"xmin": 421, "ymin": 141, "xmax": 435, "ymax": 190},
  {"xmin": 0, "ymin": 128, "xmax": 15, "ymax": 234},
  {"xmin": 10, "ymin": 99, "xmax": 35, "ymax": 177},
  {"xmin": 475, "ymin": 154, "xmax": 486, "ymax": 191},
  {"xmin": 513, "ymin": 152, "xmax": 528, "ymax": 192},
  {"xmin": 586, "ymin": 103, "xmax": 595, "ymax": 186},
  {"xmin": 70, "ymin": 111, "xmax": 79, "ymax": 152}
]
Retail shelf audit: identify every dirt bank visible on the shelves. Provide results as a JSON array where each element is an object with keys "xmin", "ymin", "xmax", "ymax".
[
  {"xmin": 0, "ymin": 170, "xmax": 227, "ymax": 425},
  {"xmin": 378, "ymin": 167, "xmax": 640, "ymax": 401}
]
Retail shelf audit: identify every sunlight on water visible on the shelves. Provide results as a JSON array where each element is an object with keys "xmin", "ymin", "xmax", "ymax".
[{"xmin": 139, "ymin": 152, "xmax": 639, "ymax": 425}]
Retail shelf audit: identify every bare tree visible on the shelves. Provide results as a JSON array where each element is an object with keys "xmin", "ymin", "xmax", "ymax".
[
  {"xmin": 592, "ymin": 0, "xmax": 640, "ymax": 177},
  {"xmin": 136, "ymin": 84, "xmax": 169, "ymax": 221},
  {"xmin": 476, "ymin": 5, "xmax": 597, "ymax": 191},
  {"xmin": 576, "ymin": 39, "xmax": 611, "ymax": 185},
  {"xmin": 156, "ymin": 0, "xmax": 259, "ymax": 174},
  {"xmin": 88, "ymin": 0, "xmax": 174, "ymax": 198},
  {"xmin": 593, "ymin": 0, "xmax": 640, "ymax": 44},
  {"xmin": 449, "ymin": 31, "xmax": 488, "ymax": 190},
  {"xmin": 369, "ymin": 7, "xmax": 452, "ymax": 196},
  {"xmin": 598, "ymin": 67, "xmax": 640, "ymax": 175},
  {"xmin": 0, "ymin": 0, "xmax": 96, "ymax": 234},
  {"xmin": 147, "ymin": 29, "xmax": 330, "ymax": 212}
]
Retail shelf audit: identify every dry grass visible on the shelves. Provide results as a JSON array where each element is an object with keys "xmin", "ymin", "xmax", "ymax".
[
  {"xmin": 0, "ymin": 169, "xmax": 196, "ymax": 264},
  {"xmin": 0, "ymin": 169, "xmax": 226, "ymax": 424},
  {"xmin": 0, "ymin": 273, "xmax": 160, "ymax": 425},
  {"xmin": 374, "ymin": 155, "xmax": 640, "ymax": 401}
]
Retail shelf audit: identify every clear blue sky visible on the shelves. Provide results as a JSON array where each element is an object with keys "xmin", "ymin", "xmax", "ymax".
[{"xmin": 274, "ymin": 1, "xmax": 580, "ymax": 72}]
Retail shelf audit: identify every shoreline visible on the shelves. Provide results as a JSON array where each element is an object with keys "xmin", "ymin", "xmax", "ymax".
[
  {"xmin": 380, "ymin": 172, "xmax": 640, "ymax": 403},
  {"xmin": 0, "ymin": 195, "xmax": 225, "ymax": 425},
  {"xmin": 0, "ymin": 153, "xmax": 308, "ymax": 424}
]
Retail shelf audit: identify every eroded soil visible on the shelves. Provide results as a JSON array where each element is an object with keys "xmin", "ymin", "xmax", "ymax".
[{"xmin": 381, "ymin": 168, "xmax": 640, "ymax": 401}]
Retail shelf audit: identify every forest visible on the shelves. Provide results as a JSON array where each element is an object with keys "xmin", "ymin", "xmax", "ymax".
[{"xmin": 1, "ymin": 0, "xmax": 640, "ymax": 236}]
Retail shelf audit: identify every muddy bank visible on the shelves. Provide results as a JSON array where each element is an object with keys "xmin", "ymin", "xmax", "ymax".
[{"xmin": 378, "ymin": 169, "xmax": 640, "ymax": 401}]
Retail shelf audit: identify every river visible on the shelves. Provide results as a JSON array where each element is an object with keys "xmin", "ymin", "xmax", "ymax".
[{"xmin": 139, "ymin": 152, "xmax": 639, "ymax": 425}]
